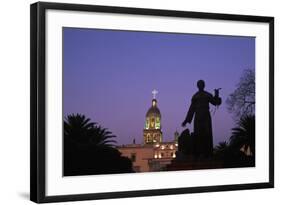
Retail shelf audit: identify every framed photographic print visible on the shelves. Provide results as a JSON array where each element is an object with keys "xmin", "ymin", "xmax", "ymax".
[{"xmin": 30, "ymin": 1, "xmax": 274, "ymax": 203}]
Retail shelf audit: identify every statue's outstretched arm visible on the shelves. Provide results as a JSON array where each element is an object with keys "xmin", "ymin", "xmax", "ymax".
[{"xmin": 209, "ymin": 92, "xmax": 222, "ymax": 106}]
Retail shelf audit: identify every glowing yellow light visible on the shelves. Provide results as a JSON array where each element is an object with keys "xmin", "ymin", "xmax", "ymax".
[
  {"xmin": 158, "ymin": 154, "xmax": 162, "ymax": 158},
  {"xmin": 155, "ymin": 144, "xmax": 160, "ymax": 147},
  {"xmin": 154, "ymin": 154, "xmax": 158, "ymax": 159},
  {"xmin": 173, "ymin": 153, "xmax": 176, "ymax": 158},
  {"xmin": 161, "ymin": 145, "xmax": 165, "ymax": 150},
  {"xmin": 170, "ymin": 145, "xmax": 174, "ymax": 149}
]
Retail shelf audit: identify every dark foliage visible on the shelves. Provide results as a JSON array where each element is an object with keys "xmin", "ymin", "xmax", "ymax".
[
  {"xmin": 230, "ymin": 115, "xmax": 255, "ymax": 156},
  {"xmin": 226, "ymin": 69, "xmax": 255, "ymax": 119},
  {"xmin": 178, "ymin": 129, "xmax": 194, "ymax": 155},
  {"xmin": 214, "ymin": 115, "xmax": 255, "ymax": 168},
  {"xmin": 64, "ymin": 114, "xmax": 134, "ymax": 176},
  {"xmin": 214, "ymin": 143, "xmax": 255, "ymax": 168}
]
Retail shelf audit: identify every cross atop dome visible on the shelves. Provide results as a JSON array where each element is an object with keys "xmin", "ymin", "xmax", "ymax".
[
  {"xmin": 152, "ymin": 89, "xmax": 158, "ymax": 99},
  {"xmin": 144, "ymin": 89, "xmax": 162, "ymax": 144}
]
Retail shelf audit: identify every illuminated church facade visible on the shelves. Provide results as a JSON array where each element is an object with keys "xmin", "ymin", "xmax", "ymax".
[{"xmin": 117, "ymin": 90, "xmax": 179, "ymax": 172}]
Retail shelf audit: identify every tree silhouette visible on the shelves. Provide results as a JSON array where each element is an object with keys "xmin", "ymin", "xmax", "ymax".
[
  {"xmin": 213, "ymin": 141, "xmax": 233, "ymax": 163},
  {"xmin": 64, "ymin": 113, "xmax": 133, "ymax": 176},
  {"xmin": 89, "ymin": 125, "xmax": 116, "ymax": 147},
  {"xmin": 214, "ymin": 115, "xmax": 255, "ymax": 168},
  {"xmin": 214, "ymin": 141, "xmax": 228, "ymax": 154},
  {"xmin": 226, "ymin": 69, "xmax": 255, "ymax": 119},
  {"xmin": 64, "ymin": 114, "xmax": 116, "ymax": 146},
  {"xmin": 230, "ymin": 115, "xmax": 255, "ymax": 156}
]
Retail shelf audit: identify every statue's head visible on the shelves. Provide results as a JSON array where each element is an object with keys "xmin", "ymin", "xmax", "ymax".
[{"xmin": 197, "ymin": 80, "xmax": 205, "ymax": 91}]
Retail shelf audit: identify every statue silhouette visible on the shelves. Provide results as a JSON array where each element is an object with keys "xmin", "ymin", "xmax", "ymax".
[{"xmin": 182, "ymin": 80, "xmax": 221, "ymax": 157}]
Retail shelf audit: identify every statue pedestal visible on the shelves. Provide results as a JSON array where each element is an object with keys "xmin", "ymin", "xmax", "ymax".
[{"xmin": 166, "ymin": 156, "xmax": 223, "ymax": 171}]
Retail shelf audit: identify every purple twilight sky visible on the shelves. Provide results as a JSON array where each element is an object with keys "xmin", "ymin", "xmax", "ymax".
[{"xmin": 63, "ymin": 27, "xmax": 255, "ymax": 146}]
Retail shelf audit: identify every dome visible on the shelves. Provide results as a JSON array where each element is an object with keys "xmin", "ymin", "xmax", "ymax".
[
  {"xmin": 144, "ymin": 97, "xmax": 162, "ymax": 141},
  {"xmin": 146, "ymin": 99, "xmax": 161, "ymax": 118},
  {"xmin": 146, "ymin": 106, "xmax": 161, "ymax": 117}
]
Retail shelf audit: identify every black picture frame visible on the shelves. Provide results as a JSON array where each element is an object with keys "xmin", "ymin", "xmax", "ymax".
[{"xmin": 30, "ymin": 1, "xmax": 274, "ymax": 203}]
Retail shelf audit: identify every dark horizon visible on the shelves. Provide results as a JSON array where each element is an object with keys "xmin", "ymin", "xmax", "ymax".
[{"xmin": 63, "ymin": 27, "xmax": 255, "ymax": 146}]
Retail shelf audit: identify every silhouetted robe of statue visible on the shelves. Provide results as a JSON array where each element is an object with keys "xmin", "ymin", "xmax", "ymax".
[{"xmin": 182, "ymin": 80, "xmax": 221, "ymax": 157}]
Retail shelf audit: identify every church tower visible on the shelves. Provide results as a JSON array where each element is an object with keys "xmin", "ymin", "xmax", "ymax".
[{"xmin": 143, "ymin": 90, "xmax": 163, "ymax": 144}]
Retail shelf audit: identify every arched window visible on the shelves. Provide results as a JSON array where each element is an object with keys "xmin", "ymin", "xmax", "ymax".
[
  {"xmin": 150, "ymin": 117, "xmax": 155, "ymax": 128},
  {"xmin": 155, "ymin": 117, "xmax": 160, "ymax": 129},
  {"xmin": 145, "ymin": 118, "xmax": 149, "ymax": 129}
]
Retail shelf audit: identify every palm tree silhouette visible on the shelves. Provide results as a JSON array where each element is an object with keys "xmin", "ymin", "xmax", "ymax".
[
  {"xmin": 230, "ymin": 115, "xmax": 255, "ymax": 156},
  {"xmin": 214, "ymin": 141, "xmax": 228, "ymax": 153},
  {"xmin": 63, "ymin": 113, "xmax": 133, "ymax": 176},
  {"xmin": 89, "ymin": 125, "xmax": 116, "ymax": 147},
  {"xmin": 64, "ymin": 114, "xmax": 116, "ymax": 147}
]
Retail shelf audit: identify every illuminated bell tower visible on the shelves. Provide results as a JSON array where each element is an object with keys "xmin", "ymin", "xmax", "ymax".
[{"xmin": 143, "ymin": 89, "xmax": 163, "ymax": 144}]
